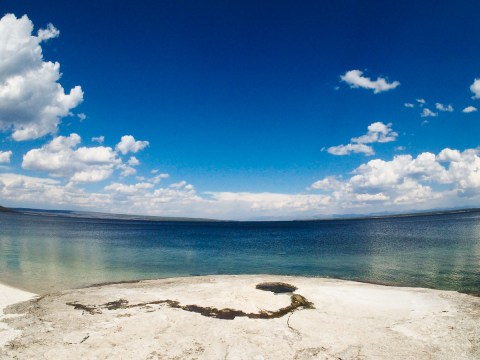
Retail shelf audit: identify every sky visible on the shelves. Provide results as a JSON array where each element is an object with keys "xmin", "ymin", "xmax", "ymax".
[{"xmin": 0, "ymin": 0, "xmax": 480, "ymax": 220}]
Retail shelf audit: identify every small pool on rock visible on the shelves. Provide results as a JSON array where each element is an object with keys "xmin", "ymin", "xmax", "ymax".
[{"xmin": 255, "ymin": 282, "xmax": 297, "ymax": 294}]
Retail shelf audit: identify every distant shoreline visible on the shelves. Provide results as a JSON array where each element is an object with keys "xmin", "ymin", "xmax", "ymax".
[{"xmin": 4, "ymin": 205, "xmax": 480, "ymax": 223}]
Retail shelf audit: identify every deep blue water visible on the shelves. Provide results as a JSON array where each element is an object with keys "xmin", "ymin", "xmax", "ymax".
[{"xmin": 0, "ymin": 211, "xmax": 479, "ymax": 294}]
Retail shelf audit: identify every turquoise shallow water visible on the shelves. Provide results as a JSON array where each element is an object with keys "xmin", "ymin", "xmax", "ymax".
[{"xmin": 0, "ymin": 211, "xmax": 479, "ymax": 294}]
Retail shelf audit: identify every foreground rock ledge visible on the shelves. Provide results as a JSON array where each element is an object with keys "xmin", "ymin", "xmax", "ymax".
[{"xmin": 1, "ymin": 275, "xmax": 479, "ymax": 359}]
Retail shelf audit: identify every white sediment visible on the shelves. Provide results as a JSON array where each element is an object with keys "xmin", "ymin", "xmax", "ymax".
[
  {"xmin": 0, "ymin": 275, "xmax": 479, "ymax": 359},
  {"xmin": 0, "ymin": 283, "xmax": 36, "ymax": 348}
]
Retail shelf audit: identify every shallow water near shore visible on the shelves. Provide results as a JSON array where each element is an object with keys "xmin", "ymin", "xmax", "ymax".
[{"xmin": 0, "ymin": 211, "xmax": 479, "ymax": 294}]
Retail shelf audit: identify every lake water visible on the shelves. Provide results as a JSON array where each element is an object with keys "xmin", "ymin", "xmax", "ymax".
[{"xmin": 0, "ymin": 211, "xmax": 479, "ymax": 294}]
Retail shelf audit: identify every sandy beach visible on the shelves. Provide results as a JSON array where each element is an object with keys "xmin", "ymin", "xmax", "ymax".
[{"xmin": 0, "ymin": 275, "xmax": 479, "ymax": 359}]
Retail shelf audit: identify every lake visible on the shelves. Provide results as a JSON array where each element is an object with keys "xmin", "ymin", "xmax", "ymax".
[{"xmin": 0, "ymin": 211, "xmax": 479, "ymax": 294}]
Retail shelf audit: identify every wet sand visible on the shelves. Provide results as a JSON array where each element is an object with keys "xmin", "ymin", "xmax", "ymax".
[{"xmin": 1, "ymin": 275, "xmax": 479, "ymax": 359}]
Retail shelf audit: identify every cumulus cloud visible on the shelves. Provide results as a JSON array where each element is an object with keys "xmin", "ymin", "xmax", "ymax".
[
  {"xmin": 0, "ymin": 173, "xmax": 204, "ymax": 217},
  {"xmin": 0, "ymin": 173, "xmax": 110, "ymax": 209},
  {"xmin": 312, "ymin": 147, "xmax": 480, "ymax": 210},
  {"xmin": 421, "ymin": 108, "xmax": 438, "ymax": 117},
  {"xmin": 151, "ymin": 173, "xmax": 170, "ymax": 184},
  {"xmin": 37, "ymin": 23, "xmax": 60, "ymax": 41},
  {"xmin": 309, "ymin": 176, "xmax": 345, "ymax": 191},
  {"xmin": 327, "ymin": 122, "xmax": 397, "ymax": 156},
  {"xmin": 340, "ymin": 70, "xmax": 400, "ymax": 94},
  {"xmin": 118, "ymin": 164, "xmax": 136, "ymax": 177},
  {"xmin": 0, "ymin": 150, "xmax": 12, "ymax": 163},
  {"xmin": 355, "ymin": 193, "xmax": 389, "ymax": 202},
  {"xmin": 22, "ymin": 133, "xmax": 121, "ymax": 183},
  {"xmin": 116, "ymin": 135, "xmax": 149, "ymax": 155},
  {"xmin": 351, "ymin": 122, "xmax": 398, "ymax": 144},
  {"xmin": 104, "ymin": 179, "xmax": 202, "ymax": 213},
  {"xmin": 104, "ymin": 182, "xmax": 154, "ymax": 195},
  {"xmin": 435, "ymin": 103, "xmax": 454, "ymax": 112},
  {"xmin": 408, "ymin": 100, "xmax": 453, "ymax": 116},
  {"xmin": 349, "ymin": 152, "xmax": 446, "ymax": 189},
  {"xmin": 327, "ymin": 143, "xmax": 374, "ymax": 156},
  {"xmin": 470, "ymin": 78, "xmax": 480, "ymax": 99},
  {"xmin": 91, "ymin": 136, "xmax": 105, "ymax": 144},
  {"xmin": 0, "ymin": 14, "xmax": 83, "ymax": 141},
  {"xmin": 127, "ymin": 156, "xmax": 140, "ymax": 166},
  {"xmin": 169, "ymin": 180, "xmax": 191, "ymax": 189},
  {"xmin": 462, "ymin": 106, "xmax": 478, "ymax": 113}
]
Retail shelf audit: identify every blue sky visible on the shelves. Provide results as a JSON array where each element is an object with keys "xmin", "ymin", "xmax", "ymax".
[{"xmin": 0, "ymin": 1, "xmax": 480, "ymax": 219}]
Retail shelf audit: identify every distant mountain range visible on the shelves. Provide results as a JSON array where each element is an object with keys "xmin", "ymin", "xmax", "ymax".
[{"xmin": 0, "ymin": 205, "xmax": 479, "ymax": 222}]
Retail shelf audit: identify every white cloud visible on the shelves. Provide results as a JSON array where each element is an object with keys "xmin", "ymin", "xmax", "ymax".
[
  {"xmin": 22, "ymin": 133, "xmax": 120, "ymax": 183},
  {"xmin": 104, "ymin": 180, "xmax": 202, "ymax": 213},
  {"xmin": 311, "ymin": 147, "xmax": 480, "ymax": 210},
  {"xmin": 327, "ymin": 122, "xmax": 397, "ymax": 156},
  {"xmin": 349, "ymin": 152, "xmax": 446, "ymax": 189},
  {"xmin": 127, "ymin": 156, "xmax": 140, "ymax": 166},
  {"xmin": 395, "ymin": 146, "xmax": 406, "ymax": 151},
  {"xmin": 470, "ymin": 78, "xmax": 480, "ymax": 99},
  {"xmin": 351, "ymin": 122, "xmax": 398, "ymax": 144},
  {"xmin": 118, "ymin": 164, "xmax": 136, "ymax": 177},
  {"xmin": 37, "ymin": 23, "xmax": 60, "ymax": 41},
  {"xmin": 416, "ymin": 98, "xmax": 426, "ymax": 105},
  {"xmin": 151, "ymin": 173, "xmax": 170, "ymax": 184},
  {"xmin": 327, "ymin": 143, "xmax": 374, "ymax": 156},
  {"xmin": 0, "ymin": 14, "xmax": 83, "ymax": 141},
  {"xmin": 207, "ymin": 192, "xmax": 330, "ymax": 212},
  {"xmin": 435, "ymin": 103, "xmax": 453, "ymax": 112},
  {"xmin": 77, "ymin": 113, "xmax": 87, "ymax": 121},
  {"xmin": 118, "ymin": 156, "xmax": 142, "ymax": 178},
  {"xmin": 421, "ymin": 108, "xmax": 438, "ymax": 117},
  {"xmin": 355, "ymin": 193, "xmax": 389, "ymax": 202},
  {"xmin": 0, "ymin": 150, "xmax": 12, "ymax": 163},
  {"xmin": 0, "ymin": 173, "xmax": 110, "ymax": 209},
  {"xmin": 169, "ymin": 180, "xmax": 188, "ymax": 189},
  {"xmin": 309, "ymin": 176, "xmax": 345, "ymax": 191},
  {"xmin": 404, "ymin": 103, "xmax": 415, "ymax": 108},
  {"xmin": 91, "ymin": 136, "xmax": 105, "ymax": 144},
  {"xmin": 462, "ymin": 106, "xmax": 478, "ymax": 113},
  {"xmin": 116, "ymin": 135, "xmax": 149, "ymax": 155},
  {"xmin": 105, "ymin": 182, "xmax": 154, "ymax": 195},
  {"xmin": 437, "ymin": 148, "xmax": 462, "ymax": 162},
  {"xmin": 340, "ymin": 70, "xmax": 400, "ymax": 94},
  {"xmin": 70, "ymin": 168, "xmax": 114, "ymax": 183}
]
